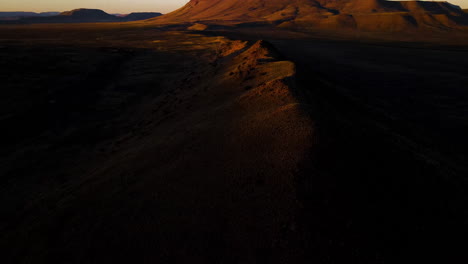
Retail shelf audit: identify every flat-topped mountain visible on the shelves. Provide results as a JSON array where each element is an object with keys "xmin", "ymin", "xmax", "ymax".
[
  {"xmin": 58, "ymin": 8, "xmax": 118, "ymax": 20},
  {"xmin": 151, "ymin": 0, "xmax": 468, "ymax": 31}
]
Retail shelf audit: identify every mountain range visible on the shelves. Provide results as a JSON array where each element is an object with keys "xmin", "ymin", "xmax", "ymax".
[
  {"xmin": 0, "ymin": 12, "xmax": 60, "ymax": 20},
  {"xmin": 0, "ymin": 9, "xmax": 162, "ymax": 23}
]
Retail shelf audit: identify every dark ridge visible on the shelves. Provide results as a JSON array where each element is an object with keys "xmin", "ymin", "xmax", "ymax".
[{"xmin": 121, "ymin": 12, "xmax": 162, "ymax": 21}]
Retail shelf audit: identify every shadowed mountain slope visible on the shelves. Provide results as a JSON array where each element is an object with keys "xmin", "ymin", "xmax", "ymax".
[
  {"xmin": 150, "ymin": 0, "xmax": 468, "ymax": 31},
  {"xmin": 121, "ymin": 12, "xmax": 162, "ymax": 21}
]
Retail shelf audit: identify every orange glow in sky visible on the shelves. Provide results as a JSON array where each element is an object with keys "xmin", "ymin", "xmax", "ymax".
[{"xmin": 0, "ymin": 0, "xmax": 189, "ymax": 13}]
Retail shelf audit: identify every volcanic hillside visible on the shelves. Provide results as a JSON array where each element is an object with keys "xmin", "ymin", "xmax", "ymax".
[{"xmin": 151, "ymin": 0, "xmax": 468, "ymax": 31}]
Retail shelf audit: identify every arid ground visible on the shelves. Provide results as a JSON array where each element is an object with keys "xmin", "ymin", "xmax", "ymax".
[{"xmin": 1, "ymin": 21, "xmax": 468, "ymax": 263}]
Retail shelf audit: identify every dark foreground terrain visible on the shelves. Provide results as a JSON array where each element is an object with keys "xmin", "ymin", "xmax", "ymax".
[
  {"xmin": 272, "ymin": 36, "xmax": 468, "ymax": 262},
  {"xmin": 1, "ymin": 23, "xmax": 468, "ymax": 263}
]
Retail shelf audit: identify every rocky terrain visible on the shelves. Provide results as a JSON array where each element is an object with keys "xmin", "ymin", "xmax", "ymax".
[
  {"xmin": 150, "ymin": 0, "xmax": 468, "ymax": 32},
  {"xmin": 0, "ymin": 25, "xmax": 316, "ymax": 263}
]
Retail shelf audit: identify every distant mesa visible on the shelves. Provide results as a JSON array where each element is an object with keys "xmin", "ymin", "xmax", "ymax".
[
  {"xmin": 59, "ymin": 9, "xmax": 110, "ymax": 17},
  {"xmin": 58, "ymin": 8, "xmax": 118, "ymax": 20},
  {"xmin": 0, "ymin": 8, "xmax": 162, "ymax": 24},
  {"xmin": 149, "ymin": 0, "xmax": 468, "ymax": 32}
]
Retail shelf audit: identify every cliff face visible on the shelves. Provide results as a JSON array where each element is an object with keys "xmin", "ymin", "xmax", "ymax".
[{"xmin": 150, "ymin": 0, "xmax": 468, "ymax": 32}]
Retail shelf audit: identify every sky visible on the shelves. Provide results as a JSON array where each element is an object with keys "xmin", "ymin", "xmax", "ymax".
[
  {"xmin": 0, "ymin": 0, "xmax": 467, "ymax": 14},
  {"xmin": 0, "ymin": 0, "xmax": 189, "ymax": 14}
]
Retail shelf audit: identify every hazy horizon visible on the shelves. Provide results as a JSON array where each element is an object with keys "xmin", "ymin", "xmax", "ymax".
[
  {"xmin": 0, "ymin": 0, "xmax": 189, "ymax": 14},
  {"xmin": 1, "ymin": 0, "xmax": 466, "ymax": 14}
]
